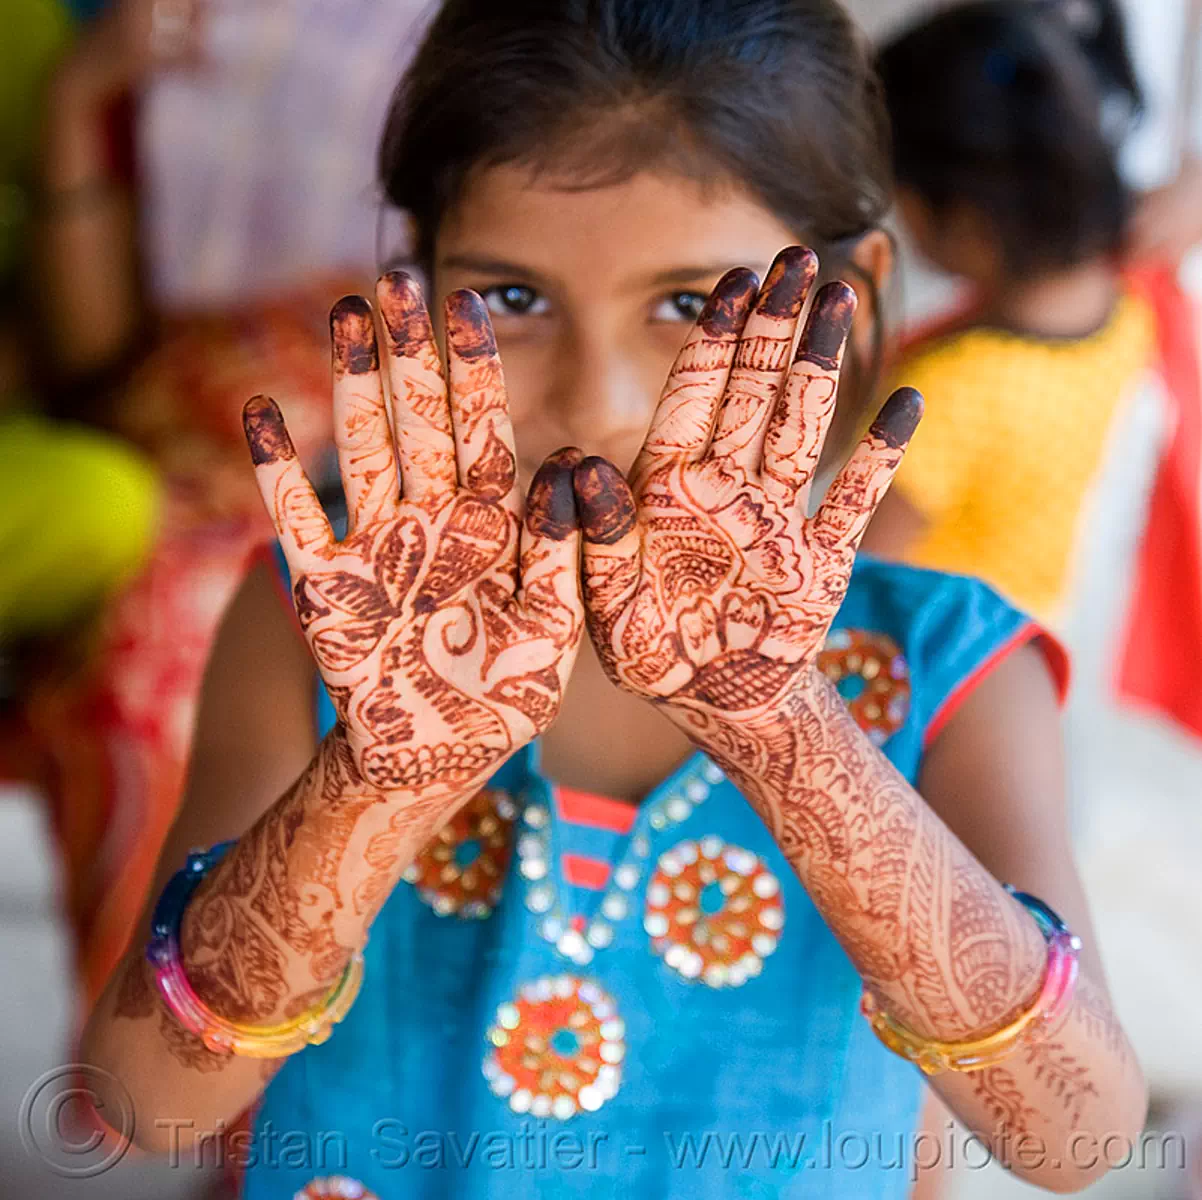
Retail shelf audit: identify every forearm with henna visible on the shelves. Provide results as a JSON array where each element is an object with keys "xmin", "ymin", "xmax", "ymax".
[
  {"xmin": 177, "ymin": 723, "xmax": 481, "ymax": 1031},
  {"xmin": 670, "ymin": 674, "xmax": 1142, "ymax": 1178},
  {"xmin": 670, "ymin": 670, "xmax": 1047, "ymax": 1042},
  {"xmin": 93, "ymin": 275, "xmax": 583, "ymax": 1125},
  {"xmin": 574, "ymin": 247, "xmax": 1144, "ymax": 1180}
]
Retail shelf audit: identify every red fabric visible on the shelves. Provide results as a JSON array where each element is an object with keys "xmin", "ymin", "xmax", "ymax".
[
  {"xmin": 554, "ymin": 785, "xmax": 640, "ymax": 834},
  {"xmin": 1115, "ymin": 266, "xmax": 1202, "ymax": 742},
  {"xmin": 561, "ymin": 853, "xmax": 613, "ymax": 890}
]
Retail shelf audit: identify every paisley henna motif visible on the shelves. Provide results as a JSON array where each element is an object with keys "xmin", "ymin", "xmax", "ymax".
[
  {"xmin": 151, "ymin": 277, "xmax": 585, "ymax": 1047},
  {"xmin": 575, "ymin": 247, "xmax": 1050, "ymax": 1041}
]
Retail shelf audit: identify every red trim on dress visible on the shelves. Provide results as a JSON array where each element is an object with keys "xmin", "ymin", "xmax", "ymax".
[
  {"xmin": 923, "ymin": 622, "xmax": 1071, "ymax": 749},
  {"xmin": 554, "ymin": 786, "xmax": 639, "ymax": 834},
  {"xmin": 561, "ymin": 853, "xmax": 612, "ymax": 890}
]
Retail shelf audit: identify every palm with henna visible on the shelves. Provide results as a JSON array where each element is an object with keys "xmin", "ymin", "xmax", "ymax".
[
  {"xmin": 246, "ymin": 273, "xmax": 585, "ymax": 811},
  {"xmin": 572, "ymin": 245, "xmax": 923, "ymax": 776},
  {"xmin": 175, "ymin": 276, "xmax": 587, "ymax": 1028}
]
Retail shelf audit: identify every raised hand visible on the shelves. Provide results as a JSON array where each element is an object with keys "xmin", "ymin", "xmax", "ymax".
[
  {"xmin": 243, "ymin": 274, "xmax": 584, "ymax": 810},
  {"xmin": 572, "ymin": 245, "xmax": 923, "ymax": 728}
]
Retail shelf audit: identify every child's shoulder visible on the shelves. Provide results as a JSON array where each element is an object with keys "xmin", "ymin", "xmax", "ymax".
[{"xmin": 844, "ymin": 553, "xmax": 1021, "ymax": 639}]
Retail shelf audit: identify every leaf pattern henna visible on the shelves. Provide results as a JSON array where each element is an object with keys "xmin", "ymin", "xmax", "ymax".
[
  {"xmin": 575, "ymin": 249, "xmax": 1055, "ymax": 1047},
  {"xmin": 165, "ymin": 277, "xmax": 585, "ymax": 1033}
]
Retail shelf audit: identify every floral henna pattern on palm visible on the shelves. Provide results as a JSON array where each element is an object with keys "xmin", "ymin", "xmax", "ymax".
[
  {"xmin": 574, "ymin": 247, "xmax": 1052, "ymax": 1043},
  {"xmin": 577, "ymin": 249, "xmax": 923, "ymax": 723},
  {"xmin": 246, "ymin": 278, "xmax": 582, "ymax": 806},
  {"xmin": 135, "ymin": 277, "xmax": 584, "ymax": 1057}
]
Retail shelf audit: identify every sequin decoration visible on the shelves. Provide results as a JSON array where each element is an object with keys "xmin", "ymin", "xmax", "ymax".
[
  {"xmin": 817, "ymin": 629, "xmax": 911, "ymax": 745},
  {"xmin": 645, "ymin": 838, "xmax": 784, "ymax": 988},
  {"xmin": 483, "ymin": 975, "xmax": 624, "ymax": 1118},
  {"xmin": 520, "ymin": 757, "xmax": 727, "ymax": 964},
  {"xmin": 294, "ymin": 1178, "xmax": 378, "ymax": 1200},
  {"xmin": 402, "ymin": 789, "xmax": 516, "ymax": 918}
]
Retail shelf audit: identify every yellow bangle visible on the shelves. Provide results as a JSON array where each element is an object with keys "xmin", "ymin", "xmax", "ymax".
[{"xmin": 861, "ymin": 886, "xmax": 1081, "ymax": 1075}]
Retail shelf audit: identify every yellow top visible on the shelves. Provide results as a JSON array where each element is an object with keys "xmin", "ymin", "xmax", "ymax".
[{"xmin": 887, "ymin": 290, "xmax": 1155, "ymax": 623}]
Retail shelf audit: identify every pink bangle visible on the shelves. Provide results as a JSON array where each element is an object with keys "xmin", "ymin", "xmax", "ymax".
[{"xmin": 146, "ymin": 842, "xmax": 364, "ymax": 1059}]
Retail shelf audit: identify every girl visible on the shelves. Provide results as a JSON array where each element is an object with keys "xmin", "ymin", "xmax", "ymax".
[
  {"xmin": 863, "ymin": 0, "xmax": 1156, "ymax": 624},
  {"xmin": 81, "ymin": 2, "xmax": 1144, "ymax": 1197}
]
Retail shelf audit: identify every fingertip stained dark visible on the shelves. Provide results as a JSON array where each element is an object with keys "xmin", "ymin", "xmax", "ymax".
[
  {"xmin": 572, "ymin": 456, "xmax": 637, "ymax": 545},
  {"xmin": 331, "ymin": 295, "xmax": 380, "ymax": 376},
  {"xmin": 796, "ymin": 282, "xmax": 857, "ymax": 369},
  {"xmin": 698, "ymin": 268, "xmax": 759, "ymax": 336},
  {"xmin": 526, "ymin": 448, "xmax": 585, "ymax": 541},
  {"xmin": 445, "ymin": 290, "xmax": 498, "ymax": 360},
  {"xmin": 870, "ymin": 387, "xmax": 924, "ymax": 449},
  {"xmin": 756, "ymin": 246, "xmax": 819, "ymax": 319},
  {"xmin": 378, "ymin": 271, "xmax": 432, "ymax": 353},
  {"xmin": 243, "ymin": 396, "xmax": 293, "ymax": 466}
]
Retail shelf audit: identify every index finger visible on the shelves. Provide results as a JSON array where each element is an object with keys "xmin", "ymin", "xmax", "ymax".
[{"xmin": 630, "ymin": 268, "xmax": 759, "ymax": 491}]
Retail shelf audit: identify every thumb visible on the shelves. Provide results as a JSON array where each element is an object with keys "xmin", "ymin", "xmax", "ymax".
[
  {"xmin": 572, "ymin": 456, "xmax": 642, "ymax": 639},
  {"xmin": 517, "ymin": 447, "xmax": 585, "ymax": 628}
]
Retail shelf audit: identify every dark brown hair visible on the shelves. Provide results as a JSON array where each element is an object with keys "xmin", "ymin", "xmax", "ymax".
[
  {"xmin": 878, "ymin": 0, "xmax": 1141, "ymax": 277},
  {"xmin": 378, "ymin": 0, "xmax": 892, "ymax": 279}
]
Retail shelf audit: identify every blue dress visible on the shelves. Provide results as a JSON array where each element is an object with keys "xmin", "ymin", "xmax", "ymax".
[{"xmin": 243, "ymin": 553, "xmax": 1058, "ymax": 1200}]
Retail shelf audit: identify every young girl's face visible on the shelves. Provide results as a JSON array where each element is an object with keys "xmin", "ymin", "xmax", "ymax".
[{"xmin": 434, "ymin": 165, "xmax": 803, "ymax": 488}]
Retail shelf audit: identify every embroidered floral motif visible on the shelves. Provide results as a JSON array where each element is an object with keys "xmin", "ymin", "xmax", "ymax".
[
  {"xmin": 817, "ymin": 629, "xmax": 911, "ymax": 745},
  {"xmin": 294, "ymin": 1177, "xmax": 378, "ymax": 1199},
  {"xmin": 403, "ymin": 789, "xmax": 516, "ymax": 917},
  {"xmin": 484, "ymin": 975, "xmax": 624, "ymax": 1118},
  {"xmin": 645, "ymin": 838, "xmax": 784, "ymax": 987}
]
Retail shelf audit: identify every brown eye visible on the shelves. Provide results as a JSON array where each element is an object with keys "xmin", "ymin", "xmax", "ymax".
[
  {"xmin": 651, "ymin": 291, "xmax": 707, "ymax": 323},
  {"xmin": 481, "ymin": 284, "xmax": 549, "ymax": 317}
]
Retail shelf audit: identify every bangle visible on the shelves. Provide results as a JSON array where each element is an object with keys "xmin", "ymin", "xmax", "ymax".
[
  {"xmin": 861, "ymin": 884, "xmax": 1081, "ymax": 1075},
  {"xmin": 146, "ymin": 841, "xmax": 365, "ymax": 1059}
]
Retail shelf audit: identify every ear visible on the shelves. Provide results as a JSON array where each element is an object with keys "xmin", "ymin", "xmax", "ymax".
[
  {"xmin": 848, "ymin": 227, "xmax": 895, "ymax": 293},
  {"xmin": 845, "ymin": 229, "xmax": 894, "ymax": 363}
]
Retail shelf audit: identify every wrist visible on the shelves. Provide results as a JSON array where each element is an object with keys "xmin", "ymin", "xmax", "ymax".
[
  {"xmin": 660, "ymin": 662, "xmax": 831, "ymax": 788},
  {"xmin": 333, "ymin": 721, "xmax": 519, "ymax": 816}
]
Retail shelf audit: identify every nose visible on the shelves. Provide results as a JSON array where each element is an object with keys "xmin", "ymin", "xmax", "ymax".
[{"xmin": 551, "ymin": 331, "xmax": 655, "ymax": 474}]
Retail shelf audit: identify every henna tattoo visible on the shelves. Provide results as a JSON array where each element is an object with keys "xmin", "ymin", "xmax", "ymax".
[
  {"xmin": 331, "ymin": 296, "xmax": 380, "ymax": 376},
  {"xmin": 1022, "ymin": 1040, "xmax": 1100, "ymax": 1130},
  {"xmin": 756, "ymin": 246, "xmax": 817, "ymax": 319},
  {"xmin": 243, "ymin": 395, "xmax": 295, "ymax": 466},
  {"xmin": 158, "ymin": 1009, "xmax": 231, "ymax": 1073},
  {"xmin": 697, "ymin": 268, "xmax": 759, "ymax": 335},
  {"xmin": 526, "ymin": 448, "xmax": 583, "ymax": 540},
  {"xmin": 1075, "ymin": 976, "xmax": 1131, "ymax": 1064},
  {"xmin": 970, "ymin": 1065, "xmax": 1040, "ymax": 1136},
  {"xmin": 445, "ymin": 289, "xmax": 498, "ymax": 360},
  {"xmin": 577, "ymin": 250, "xmax": 1056, "ymax": 1051},
  {"xmin": 114, "ymin": 955, "xmax": 156, "ymax": 1020},
  {"xmin": 794, "ymin": 282, "xmax": 856, "ymax": 370},
  {"xmin": 870, "ymin": 386, "xmax": 924, "ymax": 450},
  {"xmin": 205, "ymin": 277, "xmax": 584, "ymax": 1033}
]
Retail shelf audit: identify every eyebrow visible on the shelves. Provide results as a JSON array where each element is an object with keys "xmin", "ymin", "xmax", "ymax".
[
  {"xmin": 438, "ymin": 255, "xmax": 557, "ymax": 288},
  {"xmin": 439, "ymin": 253, "xmax": 751, "ymax": 291}
]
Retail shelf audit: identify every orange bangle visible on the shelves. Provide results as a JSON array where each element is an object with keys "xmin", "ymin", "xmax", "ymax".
[{"xmin": 861, "ymin": 886, "xmax": 1081, "ymax": 1075}]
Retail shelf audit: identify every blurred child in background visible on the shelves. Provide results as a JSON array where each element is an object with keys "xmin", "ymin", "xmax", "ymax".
[
  {"xmin": 869, "ymin": 7, "xmax": 1202, "ymax": 1192},
  {"xmin": 864, "ymin": 0, "xmax": 1155, "ymax": 625}
]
